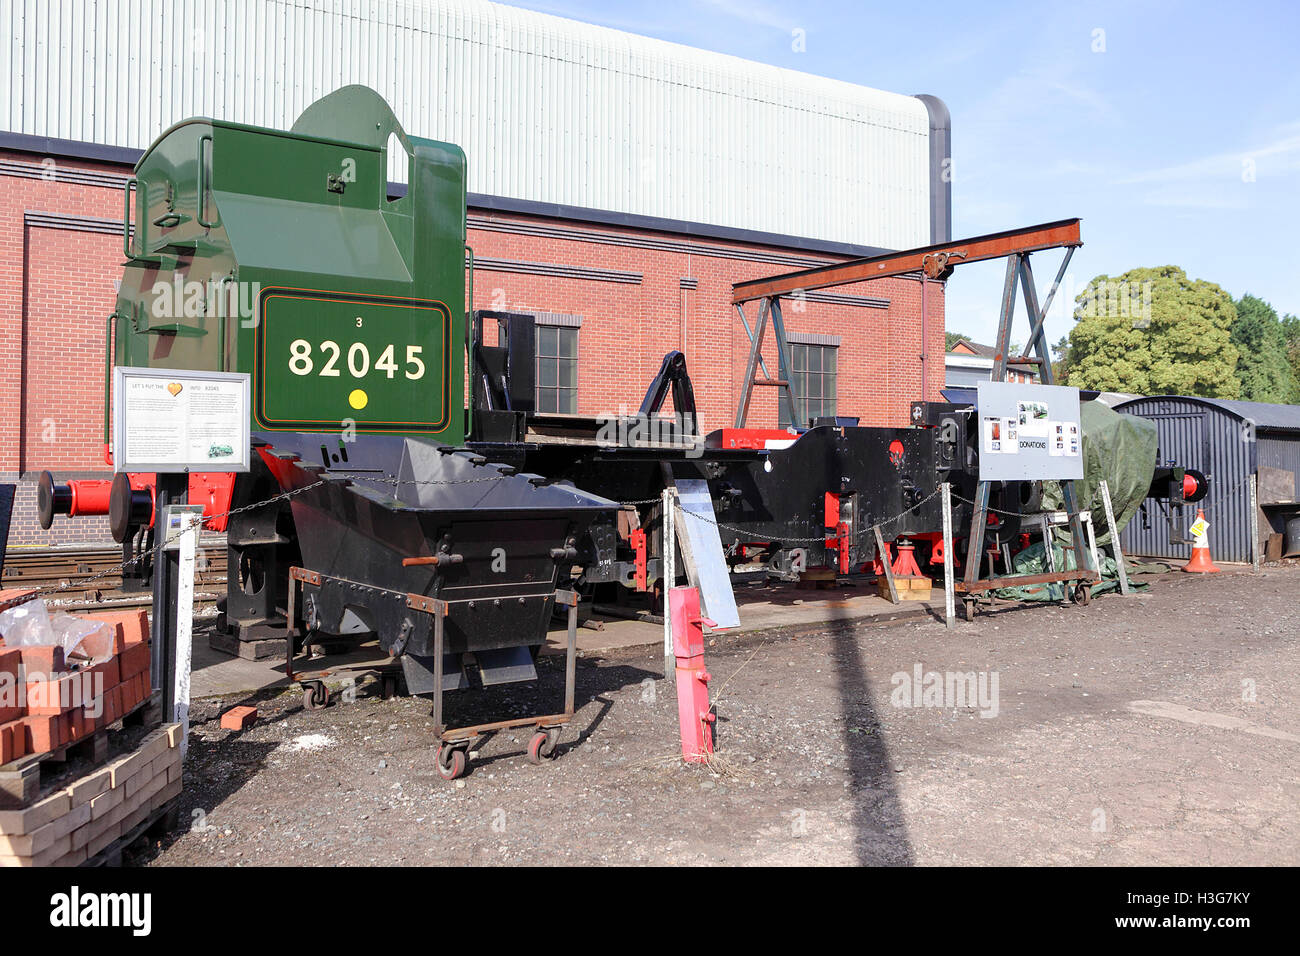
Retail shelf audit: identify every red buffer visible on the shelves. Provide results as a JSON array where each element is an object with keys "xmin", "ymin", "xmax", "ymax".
[
  {"xmin": 669, "ymin": 586, "xmax": 716, "ymax": 763},
  {"xmin": 38, "ymin": 470, "xmax": 236, "ymax": 536}
]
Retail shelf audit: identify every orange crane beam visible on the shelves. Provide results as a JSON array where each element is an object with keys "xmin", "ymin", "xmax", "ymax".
[{"xmin": 731, "ymin": 218, "xmax": 1082, "ymax": 303}]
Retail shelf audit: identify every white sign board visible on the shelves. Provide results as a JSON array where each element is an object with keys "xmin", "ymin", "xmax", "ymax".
[
  {"xmin": 976, "ymin": 381, "xmax": 1084, "ymax": 481},
  {"xmin": 112, "ymin": 367, "xmax": 250, "ymax": 473}
]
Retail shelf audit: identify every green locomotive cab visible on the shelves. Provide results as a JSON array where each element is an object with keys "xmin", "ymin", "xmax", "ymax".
[{"xmin": 113, "ymin": 85, "xmax": 467, "ymax": 445}]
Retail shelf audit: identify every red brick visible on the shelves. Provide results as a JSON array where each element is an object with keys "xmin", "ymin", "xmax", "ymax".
[
  {"xmin": 67, "ymin": 706, "xmax": 93, "ymax": 741},
  {"xmin": 117, "ymin": 677, "xmax": 135, "ymax": 713},
  {"xmin": 79, "ymin": 609, "xmax": 148, "ymax": 651},
  {"xmin": 103, "ymin": 685, "xmax": 122, "ymax": 724},
  {"xmin": 23, "ymin": 713, "xmax": 67, "ymax": 754},
  {"xmin": 220, "ymin": 705, "xmax": 258, "ymax": 730},
  {"xmin": 25, "ymin": 673, "xmax": 82, "ymax": 716},
  {"xmin": 0, "ymin": 647, "xmax": 22, "ymax": 725},
  {"xmin": 90, "ymin": 657, "xmax": 120, "ymax": 690},
  {"xmin": 118, "ymin": 641, "xmax": 151, "ymax": 681},
  {"xmin": 17, "ymin": 643, "xmax": 65, "ymax": 677},
  {"xmin": 0, "ymin": 589, "xmax": 37, "ymax": 611},
  {"xmin": 81, "ymin": 663, "xmax": 116, "ymax": 724},
  {"xmin": 0, "ymin": 722, "xmax": 11, "ymax": 764},
  {"xmin": 121, "ymin": 673, "xmax": 147, "ymax": 712}
]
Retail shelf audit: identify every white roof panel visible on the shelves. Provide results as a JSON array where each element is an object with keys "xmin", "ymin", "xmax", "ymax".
[{"xmin": 1, "ymin": 0, "xmax": 939, "ymax": 248}]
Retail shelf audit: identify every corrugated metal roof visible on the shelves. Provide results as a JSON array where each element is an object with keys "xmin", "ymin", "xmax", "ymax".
[
  {"xmin": 1095, "ymin": 391, "xmax": 1140, "ymax": 408},
  {"xmin": 0, "ymin": 0, "xmax": 936, "ymax": 249},
  {"xmin": 1117, "ymin": 395, "xmax": 1300, "ymax": 433}
]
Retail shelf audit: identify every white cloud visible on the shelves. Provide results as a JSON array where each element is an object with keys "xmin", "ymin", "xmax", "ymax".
[
  {"xmin": 698, "ymin": 0, "xmax": 797, "ymax": 32},
  {"xmin": 1116, "ymin": 128, "xmax": 1300, "ymax": 185}
]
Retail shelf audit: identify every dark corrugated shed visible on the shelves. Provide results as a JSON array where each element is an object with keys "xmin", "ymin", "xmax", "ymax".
[{"xmin": 1115, "ymin": 395, "xmax": 1300, "ymax": 562}]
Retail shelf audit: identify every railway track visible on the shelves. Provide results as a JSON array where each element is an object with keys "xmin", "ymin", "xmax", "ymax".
[{"xmin": 1, "ymin": 543, "xmax": 227, "ymax": 614}]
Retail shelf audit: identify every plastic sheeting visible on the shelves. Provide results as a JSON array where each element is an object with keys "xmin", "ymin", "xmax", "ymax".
[{"xmin": 1040, "ymin": 400, "xmax": 1158, "ymax": 546}]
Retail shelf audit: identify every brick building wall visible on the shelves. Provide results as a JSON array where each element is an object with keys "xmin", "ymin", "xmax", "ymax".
[{"xmin": 0, "ymin": 148, "xmax": 945, "ymax": 549}]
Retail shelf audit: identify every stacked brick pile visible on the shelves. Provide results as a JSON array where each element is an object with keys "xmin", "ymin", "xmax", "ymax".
[
  {"xmin": 0, "ymin": 722, "xmax": 182, "ymax": 866},
  {"xmin": 0, "ymin": 609, "xmax": 153, "ymax": 763}
]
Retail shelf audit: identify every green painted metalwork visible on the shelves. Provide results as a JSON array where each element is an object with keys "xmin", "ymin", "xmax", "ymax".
[{"xmin": 111, "ymin": 85, "xmax": 467, "ymax": 444}]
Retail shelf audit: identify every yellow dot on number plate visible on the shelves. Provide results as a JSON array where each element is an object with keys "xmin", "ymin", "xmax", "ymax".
[{"xmin": 348, "ymin": 388, "xmax": 368, "ymax": 410}]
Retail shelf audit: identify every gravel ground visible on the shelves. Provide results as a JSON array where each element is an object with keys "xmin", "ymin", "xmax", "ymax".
[{"xmin": 138, "ymin": 566, "xmax": 1299, "ymax": 866}]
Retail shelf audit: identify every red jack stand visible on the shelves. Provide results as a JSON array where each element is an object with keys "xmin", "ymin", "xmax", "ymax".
[
  {"xmin": 668, "ymin": 586, "xmax": 716, "ymax": 763},
  {"xmin": 891, "ymin": 539, "xmax": 925, "ymax": 577},
  {"xmin": 928, "ymin": 535, "xmax": 961, "ymax": 570}
]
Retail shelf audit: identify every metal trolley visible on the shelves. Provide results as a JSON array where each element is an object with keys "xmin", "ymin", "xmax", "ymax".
[{"xmin": 286, "ymin": 566, "xmax": 580, "ymax": 781}]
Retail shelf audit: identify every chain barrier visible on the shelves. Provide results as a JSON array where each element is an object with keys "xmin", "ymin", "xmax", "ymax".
[
  {"xmin": 669, "ymin": 486, "xmax": 945, "ymax": 547},
  {"xmin": 12, "ymin": 468, "xmax": 530, "ymax": 605},
  {"xmin": 949, "ymin": 470, "xmax": 1248, "ymax": 527},
  {"xmin": 16, "ymin": 471, "xmax": 700, "ymax": 606},
  {"xmin": 948, "ymin": 490, "xmax": 1077, "ymax": 521},
  {"xmin": 29, "ymin": 462, "xmax": 1222, "ymax": 605},
  {"xmin": 335, "ymin": 472, "xmax": 514, "ymax": 487},
  {"xmin": 12, "ymin": 479, "xmax": 334, "ymax": 603}
]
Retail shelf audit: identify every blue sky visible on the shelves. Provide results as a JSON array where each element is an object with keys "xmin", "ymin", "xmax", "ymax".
[{"xmin": 506, "ymin": 0, "xmax": 1300, "ymax": 349}]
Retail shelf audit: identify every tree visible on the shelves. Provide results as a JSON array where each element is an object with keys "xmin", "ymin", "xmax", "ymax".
[
  {"xmin": 945, "ymin": 331, "xmax": 973, "ymax": 351},
  {"xmin": 1051, "ymin": 335, "xmax": 1072, "ymax": 383},
  {"xmin": 1283, "ymin": 313, "xmax": 1300, "ymax": 392},
  {"xmin": 1065, "ymin": 265, "xmax": 1240, "ymax": 398},
  {"xmin": 1230, "ymin": 294, "xmax": 1300, "ymax": 403}
]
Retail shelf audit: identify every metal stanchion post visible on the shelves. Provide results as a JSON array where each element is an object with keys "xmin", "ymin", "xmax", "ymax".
[
  {"xmin": 941, "ymin": 482, "xmax": 956, "ymax": 629},
  {"xmin": 1249, "ymin": 474, "xmax": 1261, "ymax": 573},
  {"xmin": 662, "ymin": 486, "xmax": 676, "ymax": 680},
  {"xmin": 1098, "ymin": 480, "xmax": 1130, "ymax": 596}
]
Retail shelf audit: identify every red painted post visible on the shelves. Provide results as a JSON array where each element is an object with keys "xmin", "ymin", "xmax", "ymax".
[
  {"xmin": 630, "ymin": 527, "xmax": 647, "ymax": 592},
  {"xmin": 668, "ymin": 586, "xmax": 715, "ymax": 763}
]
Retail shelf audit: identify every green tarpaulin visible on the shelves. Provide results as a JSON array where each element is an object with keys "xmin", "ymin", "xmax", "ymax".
[
  {"xmin": 1040, "ymin": 400, "xmax": 1158, "ymax": 547},
  {"xmin": 991, "ymin": 539, "xmax": 1172, "ymax": 601}
]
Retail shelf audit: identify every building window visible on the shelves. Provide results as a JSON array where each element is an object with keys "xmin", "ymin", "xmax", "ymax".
[
  {"xmin": 537, "ymin": 325, "xmax": 578, "ymax": 413},
  {"xmin": 780, "ymin": 342, "xmax": 838, "ymax": 426}
]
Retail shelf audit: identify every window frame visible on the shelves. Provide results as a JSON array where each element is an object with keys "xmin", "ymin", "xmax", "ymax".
[
  {"xmin": 779, "ymin": 341, "xmax": 838, "ymax": 427},
  {"xmin": 535, "ymin": 324, "xmax": 579, "ymax": 414}
]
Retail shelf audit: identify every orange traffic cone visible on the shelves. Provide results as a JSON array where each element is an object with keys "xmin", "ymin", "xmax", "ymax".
[{"xmin": 1182, "ymin": 508, "xmax": 1221, "ymax": 573}]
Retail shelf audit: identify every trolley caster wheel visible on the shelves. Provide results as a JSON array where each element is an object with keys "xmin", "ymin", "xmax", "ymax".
[
  {"xmin": 302, "ymin": 682, "xmax": 330, "ymax": 710},
  {"xmin": 1072, "ymin": 584, "xmax": 1091, "ymax": 606},
  {"xmin": 527, "ymin": 729, "xmax": 558, "ymax": 764},
  {"xmin": 381, "ymin": 675, "xmax": 398, "ymax": 700},
  {"xmin": 963, "ymin": 597, "xmax": 978, "ymax": 620},
  {"xmin": 436, "ymin": 745, "xmax": 467, "ymax": 780}
]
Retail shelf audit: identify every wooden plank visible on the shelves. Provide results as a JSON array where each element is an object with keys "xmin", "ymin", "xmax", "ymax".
[
  {"xmin": 873, "ymin": 526, "xmax": 899, "ymax": 604},
  {"xmin": 956, "ymin": 569, "xmax": 1098, "ymax": 593},
  {"xmin": 1256, "ymin": 466, "xmax": 1295, "ymax": 506}
]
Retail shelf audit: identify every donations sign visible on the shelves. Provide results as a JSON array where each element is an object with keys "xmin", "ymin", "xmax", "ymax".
[{"xmin": 975, "ymin": 380, "xmax": 1084, "ymax": 482}]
